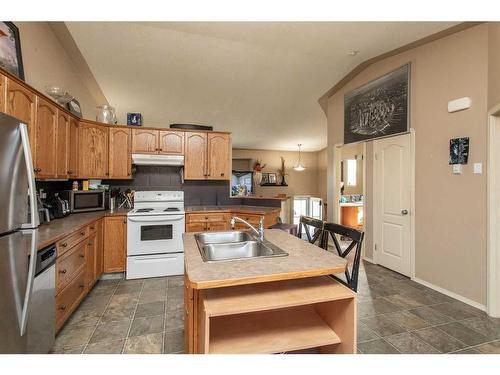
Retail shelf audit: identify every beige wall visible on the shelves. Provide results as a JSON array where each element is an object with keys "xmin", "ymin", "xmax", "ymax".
[
  {"xmin": 317, "ymin": 148, "xmax": 328, "ymax": 205},
  {"xmin": 15, "ymin": 22, "xmax": 102, "ymax": 118},
  {"xmin": 326, "ymin": 24, "xmax": 489, "ymax": 305},
  {"xmin": 488, "ymin": 23, "xmax": 500, "ymax": 109},
  {"xmin": 232, "ymin": 148, "xmax": 325, "ymax": 199}
]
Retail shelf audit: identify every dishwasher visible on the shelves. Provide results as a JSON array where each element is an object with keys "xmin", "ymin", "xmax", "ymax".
[{"xmin": 27, "ymin": 243, "xmax": 56, "ymax": 353}]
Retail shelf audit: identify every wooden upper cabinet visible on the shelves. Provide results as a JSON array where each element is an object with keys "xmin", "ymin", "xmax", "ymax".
[
  {"xmin": 34, "ymin": 97, "xmax": 58, "ymax": 178},
  {"xmin": 185, "ymin": 132, "xmax": 208, "ymax": 180},
  {"xmin": 159, "ymin": 130, "xmax": 184, "ymax": 155},
  {"xmin": 131, "ymin": 129, "xmax": 158, "ymax": 154},
  {"xmin": 78, "ymin": 122, "xmax": 109, "ymax": 178},
  {"xmin": 56, "ymin": 110, "xmax": 70, "ymax": 178},
  {"xmin": 208, "ymin": 133, "xmax": 230, "ymax": 180},
  {"xmin": 109, "ymin": 127, "xmax": 132, "ymax": 179},
  {"xmin": 0, "ymin": 74, "xmax": 6, "ymax": 112},
  {"xmin": 5, "ymin": 79, "xmax": 36, "ymax": 152},
  {"xmin": 68, "ymin": 117, "xmax": 79, "ymax": 178}
]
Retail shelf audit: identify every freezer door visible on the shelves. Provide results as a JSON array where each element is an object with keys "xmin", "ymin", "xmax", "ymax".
[
  {"xmin": 0, "ymin": 113, "xmax": 34, "ymax": 234},
  {"xmin": 0, "ymin": 230, "xmax": 37, "ymax": 353}
]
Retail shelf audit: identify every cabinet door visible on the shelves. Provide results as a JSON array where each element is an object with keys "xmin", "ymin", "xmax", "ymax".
[
  {"xmin": 34, "ymin": 97, "xmax": 58, "ymax": 178},
  {"xmin": 68, "ymin": 117, "xmax": 79, "ymax": 177},
  {"xmin": 86, "ymin": 233, "xmax": 97, "ymax": 290},
  {"xmin": 159, "ymin": 130, "xmax": 184, "ymax": 155},
  {"xmin": 5, "ymin": 79, "xmax": 36, "ymax": 155},
  {"xmin": 109, "ymin": 127, "xmax": 132, "ymax": 178},
  {"xmin": 207, "ymin": 133, "xmax": 230, "ymax": 180},
  {"xmin": 185, "ymin": 132, "xmax": 207, "ymax": 180},
  {"xmin": 79, "ymin": 122, "xmax": 109, "ymax": 178},
  {"xmin": 95, "ymin": 219, "xmax": 104, "ymax": 278},
  {"xmin": 131, "ymin": 129, "xmax": 158, "ymax": 154},
  {"xmin": 56, "ymin": 110, "xmax": 70, "ymax": 178},
  {"xmin": 206, "ymin": 222, "xmax": 229, "ymax": 231},
  {"xmin": 103, "ymin": 216, "xmax": 127, "ymax": 273},
  {"xmin": 0, "ymin": 74, "xmax": 6, "ymax": 112}
]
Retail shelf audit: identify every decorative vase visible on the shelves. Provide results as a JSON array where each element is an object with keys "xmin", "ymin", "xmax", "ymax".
[
  {"xmin": 253, "ymin": 172, "xmax": 262, "ymax": 186},
  {"xmin": 281, "ymin": 175, "xmax": 287, "ymax": 186}
]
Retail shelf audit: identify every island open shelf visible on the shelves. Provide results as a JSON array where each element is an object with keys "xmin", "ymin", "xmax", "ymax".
[{"xmin": 196, "ymin": 276, "xmax": 356, "ymax": 354}]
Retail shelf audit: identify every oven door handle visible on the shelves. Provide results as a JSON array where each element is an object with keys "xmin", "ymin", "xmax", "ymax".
[{"xmin": 128, "ymin": 216, "xmax": 185, "ymax": 223}]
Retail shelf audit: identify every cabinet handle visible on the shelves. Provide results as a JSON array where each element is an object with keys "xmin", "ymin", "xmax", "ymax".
[
  {"xmin": 79, "ymin": 254, "xmax": 85, "ymax": 258},
  {"xmin": 80, "ymin": 231, "xmax": 85, "ymax": 236},
  {"xmin": 88, "ymin": 241, "xmax": 93, "ymax": 246},
  {"xmin": 127, "ymin": 173, "xmax": 131, "ymax": 176},
  {"xmin": 79, "ymin": 284, "xmax": 85, "ymax": 289},
  {"xmin": 90, "ymin": 226, "xmax": 95, "ymax": 230},
  {"xmin": 61, "ymin": 242, "xmax": 68, "ymax": 248},
  {"xmin": 67, "ymin": 170, "xmax": 73, "ymax": 174},
  {"xmin": 59, "ymin": 304, "xmax": 67, "ymax": 311},
  {"xmin": 105, "ymin": 172, "xmax": 109, "ymax": 176},
  {"xmin": 123, "ymin": 220, "xmax": 127, "ymax": 224},
  {"xmin": 59, "ymin": 269, "xmax": 67, "ymax": 274},
  {"xmin": 221, "ymin": 173, "xmax": 224, "ymax": 176}
]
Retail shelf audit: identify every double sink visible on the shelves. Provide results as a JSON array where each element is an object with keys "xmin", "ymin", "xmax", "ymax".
[{"xmin": 194, "ymin": 231, "xmax": 288, "ymax": 262}]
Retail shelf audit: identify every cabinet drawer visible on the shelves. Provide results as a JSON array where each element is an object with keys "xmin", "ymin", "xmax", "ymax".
[
  {"xmin": 56, "ymin": 269, "xmax": 86, "ymax": 331},
  {"xmin": 57, "ymin": 227, "xmax": 88, "ymax": 256},
  {"xmin": 206, "ymin": 221, "xmax": 229, "ymax": 231},
  {"xmin": 56, "ymin": 240, "xmax": 86, "ymax": 293},
  {"xmin": 233, "ymin": 213, "xmax": 263, "ymax": 224},
  {"xmin": 186, "ymin": 222, "xmax": 206, "ymax": 233},
  {"xmin": 88, "ymin": 221, "xmax": 98, "ymax": 235},
  {"xmin": 187, "ymin": 213, "xmax": 228, "ymax": 223}
]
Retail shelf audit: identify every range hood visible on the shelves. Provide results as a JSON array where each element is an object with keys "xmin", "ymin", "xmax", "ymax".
[{"xmin": 132, "ymin": 153, "xmax": 184, "ymax": 166}]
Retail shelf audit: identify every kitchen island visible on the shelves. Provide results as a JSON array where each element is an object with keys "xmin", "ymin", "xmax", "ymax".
[{"xmin": 184, "ymin": 229, "xmax": 357, "ymax": 354}]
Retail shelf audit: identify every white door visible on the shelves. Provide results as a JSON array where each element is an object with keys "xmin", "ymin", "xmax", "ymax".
[{"xmin": 374, "ymin": 134, "xmax": 412, "ymax": 276}]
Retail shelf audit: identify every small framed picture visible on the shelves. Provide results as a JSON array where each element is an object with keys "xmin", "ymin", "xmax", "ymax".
[
  {"xmin": 67, "ymin": 99, "xmax": 82, "ymax": 118},
  {"xmin": 127, "ymin": 113, "xmax": 143, "ymax": 126},
  {"xmin": 260, "ymin": 173, "xmax": 269, "ymax": 185},
  {"xmin": 449, "ymin": 137, "xmax": 469, "ymax": 165},
  {"xmin": 0, "ymin": 22, "xmax": 24, "ymax": 80},
  {"xmin": 268, "ymin": 173, "xmax": 277, "ymax": 184}
]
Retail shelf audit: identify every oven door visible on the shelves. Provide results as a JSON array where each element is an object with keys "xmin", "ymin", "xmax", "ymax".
[{"xmin": 127, "ymin": 215, "xmax": 185, "ymax": 256}]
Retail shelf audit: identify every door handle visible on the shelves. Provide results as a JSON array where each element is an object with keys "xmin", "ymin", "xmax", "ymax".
[{"xmin": 401, "ymin": 210, "xmax": 409, "ymax": 215}]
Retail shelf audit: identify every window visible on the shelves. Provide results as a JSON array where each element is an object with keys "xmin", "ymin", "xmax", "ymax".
[{"xmin": 346, "ymin": 159, "xmax": 357, "ymax": 186}]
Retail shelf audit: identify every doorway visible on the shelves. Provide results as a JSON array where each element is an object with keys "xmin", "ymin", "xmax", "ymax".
[
  {"xmin": 488, "ymin": 105, "xmax": 500, "ymax": 318},
  {"xmin": 373, "ymin": 132, "xmax": 415, "ymax": 277}
]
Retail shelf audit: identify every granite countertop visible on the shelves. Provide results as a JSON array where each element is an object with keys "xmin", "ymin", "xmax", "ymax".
[
  {"xmin": 37, "ymin": 209, "xmax": 130, "ymax": 249},
  {"xmin": 339, "ymin": 202, "xmax": 364, "ymax": 207},
  {"xmin": 184, "ymin": 229, "xmax": 347, "ymax": 289},
  {"xmin": 185, "ymin": 205, "xmax": 280, "ymax": 214}
]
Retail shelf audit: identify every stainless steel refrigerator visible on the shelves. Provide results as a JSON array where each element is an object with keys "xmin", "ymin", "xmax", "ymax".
[{"xmin": 0, "ymin": 113, "xmax": 55, "ymax": 353}]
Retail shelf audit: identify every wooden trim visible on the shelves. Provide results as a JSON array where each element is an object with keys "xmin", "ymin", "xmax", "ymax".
[{"xmin": 318, "ymin": 22, "xmax": 484, "ymax": 112}]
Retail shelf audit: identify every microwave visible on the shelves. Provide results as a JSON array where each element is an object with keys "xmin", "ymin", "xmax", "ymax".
[{"xmin": 60, "ymin": 190, "xmax": 106, "ymax": 213}]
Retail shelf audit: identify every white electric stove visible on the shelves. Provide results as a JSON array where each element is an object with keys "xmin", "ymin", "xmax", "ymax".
[{"xmin": 126, "ymin": 191, "xmax": 185, "ymax": 279}]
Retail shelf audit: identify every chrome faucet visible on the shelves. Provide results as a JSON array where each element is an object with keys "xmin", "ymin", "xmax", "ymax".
[{"xmin": 230, "ymin": 216, "xmax": 265, "ymax": 241}]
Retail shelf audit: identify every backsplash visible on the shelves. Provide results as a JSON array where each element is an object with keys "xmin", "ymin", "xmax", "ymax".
[{"xmin": 36, "ymin": 166, "xmax": 280, "ymax": 207}]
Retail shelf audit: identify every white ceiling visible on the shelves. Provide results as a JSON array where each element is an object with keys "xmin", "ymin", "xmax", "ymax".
[{"xmin": 66, "ymin": 22, "xmax": 457, "ymax": 151}]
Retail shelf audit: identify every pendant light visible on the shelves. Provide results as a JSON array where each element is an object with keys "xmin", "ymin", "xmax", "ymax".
[{"xmin": 293, "ymin": 144, "xmax": 306, "ymax": 171}]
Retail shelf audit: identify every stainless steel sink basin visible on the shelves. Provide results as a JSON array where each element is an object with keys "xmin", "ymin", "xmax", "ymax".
[
  {"xmin": 194, "ymin": 231, "xmax": 288, "ymax": 262},
  {"xmin": 195, "ymin": 231, "xmax": 254, "ymax": 245}
]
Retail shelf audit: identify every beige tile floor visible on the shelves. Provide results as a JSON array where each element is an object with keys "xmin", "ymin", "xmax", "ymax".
[{"xmin": 52, "ymin": 262, "xmax": 500, "ymax": 354}]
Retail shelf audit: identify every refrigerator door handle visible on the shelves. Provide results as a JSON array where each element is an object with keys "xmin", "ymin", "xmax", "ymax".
[
  {"xmin": 20, "ymin": 230, "xmax": 38, "ymax": 336},
  {"xmin": 19, "ymin": 124, "xmax": 39, "ymax": 228}
]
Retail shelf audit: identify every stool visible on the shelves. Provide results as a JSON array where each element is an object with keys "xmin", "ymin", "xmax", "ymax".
[{"xmin": 269, "ymin": 222, "xmax": 298, "ymax": 236}]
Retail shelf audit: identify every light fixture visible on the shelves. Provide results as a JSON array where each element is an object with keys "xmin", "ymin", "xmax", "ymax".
[{"xmin": 293, "ymin": 144, "xmax": 306, "ymax": 171}]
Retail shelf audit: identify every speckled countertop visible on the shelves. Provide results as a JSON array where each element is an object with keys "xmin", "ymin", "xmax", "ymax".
[
  {"xmin": 184, "ymin": 229, "xmax": 347, "ymax": 289},
  {"xmin": 37, "ymin": 209, "xmax": 130, "ymax": 249},
  {"xmin": 185, "ymin": 205, "xmax": 280, "ymax": 214}
]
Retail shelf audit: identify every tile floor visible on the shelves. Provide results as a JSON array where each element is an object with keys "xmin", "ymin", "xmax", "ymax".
[{"xmin": 52, "ymin": 261, "xmax": 500, "ymax": 354}]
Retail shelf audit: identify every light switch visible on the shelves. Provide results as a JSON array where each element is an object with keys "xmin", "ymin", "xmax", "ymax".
[
  {"xmin": 474, "ymin": 163, "xmax": 482, "ymax": 174},
  {"xmin": 452, "ymin": 164, "xmax": 463, "ymax": 174}
]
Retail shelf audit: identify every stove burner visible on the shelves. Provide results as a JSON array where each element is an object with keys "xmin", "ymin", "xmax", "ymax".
[
  {"xmin": 136, "ymin": 208, "xmax": 154, "ymax": 213},
  {"xmin": 163, "ymin": 207, "xmax": 180, "ymax": 212}
]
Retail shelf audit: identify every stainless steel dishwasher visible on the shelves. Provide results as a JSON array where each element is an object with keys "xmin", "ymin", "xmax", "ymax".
[{"xmin": 27, "ymin": 243, "xmax": 56, "ymax": 353}]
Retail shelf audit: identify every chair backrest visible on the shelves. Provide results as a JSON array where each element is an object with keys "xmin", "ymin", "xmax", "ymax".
[
  {"xmin": 297, "ymin": 215, "xmax": 325, "ymax": 246},
  {"xmin": 322, "ymin": 222, "xmax": 364, "ymax": 292}
]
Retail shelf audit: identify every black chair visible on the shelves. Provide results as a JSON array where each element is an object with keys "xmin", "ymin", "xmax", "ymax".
[
  {"xmin": 321, "ymin": 223, "xmax": 364, "ymax": 292},
  {"xmin": 297, "ymin": 215, "xmax": 325, "ymax": 246}
]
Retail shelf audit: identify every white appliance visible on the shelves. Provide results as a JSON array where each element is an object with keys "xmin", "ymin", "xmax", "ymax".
[
  {"xmin": 132, "ymin": 154, "xmax": 184, "ymax": 166},
  {"xmin": 127, "ymin": 191, "xmax": 185, "ymax": 279}
]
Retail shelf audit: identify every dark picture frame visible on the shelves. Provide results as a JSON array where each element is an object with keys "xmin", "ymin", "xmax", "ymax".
[
  {"xmin": 67, "ymin": 99, "xmax": 82, "ymax": 118},
  {"xmin": 344, "ymin": 63, "xmax": 410, "ymax": 144},
  {"xmin": 449, "ymin": 137, "xmax": 470, "ymax": 165},
  {"xmin": 0, "ymin": 22, "xmax": 25, "ymax": 80},
  {"xmin": 268, "ymin": 173, "xmax": 277, "ymax": 184}
]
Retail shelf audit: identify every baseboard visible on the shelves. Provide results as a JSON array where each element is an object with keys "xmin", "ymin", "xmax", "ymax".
[
  {"xmin": 100, "ymin": 272, "xmax": 125, "ymax": 280},
  {"xmin": 412, "ymin": 277, "xmax": 487, "ymax": 312},
  {"xmin": 363, "ymin": 256, "xmax": 375, "ymax": 264}
]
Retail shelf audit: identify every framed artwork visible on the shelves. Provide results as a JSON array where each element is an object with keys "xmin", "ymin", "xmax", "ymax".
[
  {"xmin": 449, "ymin": 137, "xmax": 469, "ymax": 165},
  {"xmin": 268, "ymin": 173, "xmax": 277, "ymax": 184},
  {"xmin": 127, "ymin": 113, "xmax": 143, "ymax": 126},
  {"xmin": 67, "ymin": 99, "xmax": 82, "ymax": 118},
  {"xmin": 0, "ymin": 22, "xmax": 24, "ymax": 80},
  {"xmin": 344, "ymin": 63, "xmax": 410, "ymax": 144}
]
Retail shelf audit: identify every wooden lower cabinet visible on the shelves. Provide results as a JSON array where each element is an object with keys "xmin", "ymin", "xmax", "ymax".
[
  {"xmin": 103, "ymin": 216, "xmax": 127, "ymax": 273},
  {"xmin": 185, "ymin": 211, "xmax": 279, "ymax": 233},
  {"xmin": 56, "ymin": 269, "xmax": 86, "ymax": 332}
]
